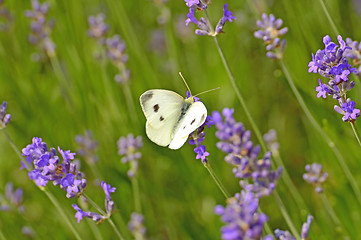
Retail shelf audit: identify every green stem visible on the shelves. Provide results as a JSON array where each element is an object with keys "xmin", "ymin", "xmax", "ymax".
[
  {"xmin": 273, "ymin": 191, "xmax": 300, "ymax": 240},
  {"xmin": 273, "ymin": 151, "xmax": 309, "ymax": 213},
  {"xmin": 122, "ymin": 82, "xmax": 139, "ymax": 126},
  {"xmin": 318, "ymin": 0, "xmax": 339, "ymax": 36},
  {"xmin": 130, "ymin": 170, "xmax": 142, "ymax": 213},
  {"xmin": 280, "ymin": 60, "xmax": 361, "ymax": 207},
  {"xmin": 86, "ymin": 218, "xmax": 103, "ymax": 240},
  {"xmin": 350, "ymin": 122, "xmax": 361, "ymax": 147},
  {"xmin": 203, "ymin": 161, "xmax": 230, "ymax": 199},
  {"xmin": 3, "ymin": 131, "xmax": 30, "ymax": 170},
  {"xmin": 108, "ymin": 219, "xmax": 125, "ymax": 240},
  {"xmin": 83, "ymin": 193, "xmax": 106, "ymax": 215},
  {"xmin": 43, "ymin": 190, "xmax": 83, "ymax": 240}
]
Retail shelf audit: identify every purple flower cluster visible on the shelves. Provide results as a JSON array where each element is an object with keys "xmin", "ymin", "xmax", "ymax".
[
  {"xmin": 185, "ymin": 1, "xmax": 235, "ymax": 36},
  {"xmin": 303, "ymin": 163, "xmax": 328, "ymax": 193},
  {"xmin": 75, "ymin": 130, "xmax": 98, "ymax": 165},
  {"xmin": 263, "ymin": 129, "xmax": 280, "ymax": 152},
  {"xmin": 345, "ymin": 37, "xmax": 361, "ymax": 76},
  {"xmin": 0, "ymin": 101, "xmax": 11, "ymax": 129},
  {"xmin": 0, "ymin": 182, "xmax": 24, "ymax": 212},
  {"xmin": 308, "ymin": 35, "xmax": 360, "ymax": 122},
  {"xmin": 73, "ymin": 181, "xmax": 116, "ymax": 223},
  {"xmin": 274, "ymin": 215, "xmax": 313, "ymax": 240},
  {"xmin": 128, "ymin": 212, "xmax": 147, "ymax": 239},
  {"xmin": 87, "ymin": 13, "xmax": 130, "ymax": 84},
  {"xmin": 118, "ymin": 134, "xmax": 143, "ymax": 178},
  {"xmin": 214, "ymin": 191, "xmax": 270, "ymax": 240},
  {"xmin": 189, "ymin": 115, "xmax": 214, "ymax": 164},
  {"xmin": 254, "ymin": 13, "xmax": 288, "ymax": 59},
  {"xmin": 87, "ymin": 13, "xmax": 108, "ymax": 45},
  {"xmin": 106, "ymin": 35, "xmax": 130, "ymax": 84},
  {"xmin": 213, "ymin": 108, "xmax": 282, "ymax": 197},
  {"xmin": 0, "ymin": 0, "xmax": 13, "ymax": 31},
  {"xmin": 25, "ymin": 0, "xmax": 56, "ymax": 61},
  {"xmin": 22, "ymin": 137, "xmax": 87, "ymax": 198}
]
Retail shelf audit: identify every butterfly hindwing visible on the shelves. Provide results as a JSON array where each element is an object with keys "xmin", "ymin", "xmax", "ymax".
[{"xmin": 168, "ymin": 101, "xmax": 207, "ymax": 150}]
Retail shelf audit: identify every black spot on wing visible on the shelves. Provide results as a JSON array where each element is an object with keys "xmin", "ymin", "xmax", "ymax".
[
  {"xmin": 153, "ymin": 104, "xmax": 159, "ymax": 112},
  {"xmin": 191, "ymin": 119, "xmax": 195, "ymax": 125},
  {"xmin": 160, "ymin": 116, "xmax": 164, "ymax": 121}
]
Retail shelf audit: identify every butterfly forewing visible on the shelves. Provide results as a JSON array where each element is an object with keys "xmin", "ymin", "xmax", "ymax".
[
  {"xmin": 168, "ymin": 101, "xmax": 207, "ymax": 150},
  {"xmin": 140, "ymin": 89, "xmax": 184, "ymax": 129}
]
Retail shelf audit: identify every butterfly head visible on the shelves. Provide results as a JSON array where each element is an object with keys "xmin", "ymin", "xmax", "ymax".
[{"xmin": 186, "ymin": 91, "xmax": 200, "ymax": 103}]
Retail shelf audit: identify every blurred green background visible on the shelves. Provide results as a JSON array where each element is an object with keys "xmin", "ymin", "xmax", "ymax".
[{"xmin": 1, "ymin": 0, "xmax": 361, "ymax": 239}]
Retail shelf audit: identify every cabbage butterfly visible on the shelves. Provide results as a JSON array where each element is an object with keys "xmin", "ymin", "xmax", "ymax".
[{"xmin": 139, "ymin": 74, "xmax": 208, "ymax": 150}]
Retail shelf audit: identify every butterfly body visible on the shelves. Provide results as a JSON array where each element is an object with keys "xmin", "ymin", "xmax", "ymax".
[{"xmin": 140, "ymin": 89, "xmax": 207, "ymax": 149}]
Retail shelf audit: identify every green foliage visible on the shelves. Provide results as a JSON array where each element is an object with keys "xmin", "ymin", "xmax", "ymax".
[{"xmin": 0, "ymin": 0, "xmax": 361, "ymax": 239}]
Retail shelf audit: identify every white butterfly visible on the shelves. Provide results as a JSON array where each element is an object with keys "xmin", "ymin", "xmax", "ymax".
[{"xmin": 140, "ymin": 89, "xmax": 207, "ymax": 150}]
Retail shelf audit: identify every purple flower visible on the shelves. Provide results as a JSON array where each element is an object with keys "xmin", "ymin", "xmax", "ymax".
[
  {"xmin": 128, "ymin": 212, "xmax": 146, "ymax": 238},
  {"xmin": 118, "ymin": 134, "xmax": 143, "ymax": 177},
  {"xmin": 215, "ymin": 4, "xmax": 236, "ymax": 34},
  {"xmin": 106, "ymin": 35, "xmax": 130, "ymax": 84},
  {"xmin": 72, "ymin": 204, "xmax": 104, "ymax": 223},
  {"xmin": 101, "ymin": 181, "xmax": 116, "ymax": 214},
  {"xmin": 184, "ymin": 1, "xmax": 234, "ymax": 36},
  {"xmin": 215, "ymin": 191, "xmax": 269, "ymax": 239},
  {"xmin": 189, "ymin": 115, "xmax": 213, "ymax": 164},
  {"xmin": 22, "ymin": 138, "xmax": 87, "ymax": 198},
  {"xmin": 0, "ymin": 101, "xmax": 11, "ymax": 129},
  {"xmin": 301, "ymin": 215, "xmax": 313, "ymax": 239},
  {"xmin": 185, "ymin": 8, "xmax": 199, "ymax": 26},
  {"xmin": 254, "ymin": 13, "xmax": 288, "ymax": 59},
  {"xmin": 334, "ymin": 98, "xmax": 361, "ymax": 122},
  {"xmin": 25, "ymin": 0, "xmax": 56, "ymax": 60},
  {"xmin": 0, "ymin": 182, "xmax": 24, "ymax": 213},
  {"xmin": 213, "ymin": 109, "xmax": 282, "ymax": 197},
  {"xmin": 345, "ymin": 37, "xmax": 361, "ymax": 76},
  {"xmin": 75, "ymin": 130, "xmax": 98, "ymax": 165},
  {"xmin": 87, "ymin": 13, "xmax": 108, "ymax": 44},
  {"xmin": 274, "ymin": 229, "xmax": 295, "ymax": 240},
  {"xmin": 263, "ymin": 129, "xmax": 279, "ymax": 151},
  {"xmin": 274, "ymin": 214, "xmax": 313, "ymax": 240},
  {"xmin": 303, "ymin": 163, "xmax": 328, "ymax": 193},
  {"xmin": 308, "ymin": 35, "xmax": 356, "ymax": 84}
]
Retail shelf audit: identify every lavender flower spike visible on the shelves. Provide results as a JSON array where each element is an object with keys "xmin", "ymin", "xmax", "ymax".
[
  {"xmin": 215, "ymin": 191, "xmax": 269, "ymax": 239},
  {"xmin": 215, "ymin": 4, "xmax": 236, "ymax": 35},
  {"xmin": 334, "ymin": 98, "xmax": 361, "ymax": 122},
  {"xmin": 274, "ymin": 214, "xmax": 313, "ymax": 240},
  {"xmin": 0, "ymin": 182, "xmax": 24, "ymax": 213},
  {"xmin": 101, "ymin": 181, "xmax": 116, "ymax": 215},
  {"xmin": 345, "ymin": 37, "xmax": 361, "ymax": 76},
  {"xmin": 0, "ymin": 101, "xmax": 11, "ymax": 129},
  {"xmin": 118, "ymin": 134, "xmax": 143, "ymax": 178},
  {"xmin": 301, "ymin": 215, "xmax": 313, "ymax": 239},
  {"xmin": 128, "ymin": 212, "xmax": 147, "ymax": 239},
  {"xmin": 303, "ymin": 163, "xmax": 328, "ymax": 193},
  {"xmin": 87, "ymin": 13, "xmax": 108, "ymax": 45},
  {"xmin": 254, "ymin": 13, "xmax": 288, "ymax": 59},
  {"xmin": 75, "ymin": 130, "xmax": 99, "ymax": 165}
]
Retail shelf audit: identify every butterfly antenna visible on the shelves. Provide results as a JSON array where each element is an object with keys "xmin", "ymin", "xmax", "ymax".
[
  {"xmin": 179, "ymin": 72, "xmax": 192, "ymax": 96},
  {"xmin": 194, "ymin": 87, "xmax": 220, "ymax": 97}
]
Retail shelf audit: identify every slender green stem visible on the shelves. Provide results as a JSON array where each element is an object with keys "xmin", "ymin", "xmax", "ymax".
[
  {"xmin": 320, "ymin": 193, "xmax": 341, "ymax": 227},
  {"xmin": 86, "ymin": 218, "xmax": 103, "ymax": 240},
  {"xmin": 350, "ymin": 122, "xmax": 361, "ymax": 147},
  {"xmin": 43, "ymin": 190, "xmax": 83, "ymax": 240},
  {"xmin": 3, "ymin": 130, "xmax": 30, "ymax": 170},
  {"xmin": 273, "ymin": 191, "xmax": 300, "ymax": 240},
  {"xmin": 122, "ymin": 82, "xmax": 139, "ymax": 126},
  {"xmin": 108, "ymin": 219, "xmax": 125, "ymax": 240},
  {"xmin": 211, "ymin": 36, "xmax": 267, "ymax": 151},
  {"xmin": 273, "ymin": 151, "xmax": 308, "ymax": 212},
  {"xmin": 318, "ymin": 0, "xmax": 339, "ymax": 36},
  {"xmin": 83, "ymin": 193, "xmax": 106, "ymax": 215},
  {"xmin": 130, "ymin": 170, "xmax": 142, "ymax": 213},
  {"xmin": 203, "ymin": 161, "xmax": 230, "ymax": 199},
  {"xmin": 280, "ymin": 60, "xmax": 361, "ymax": 207}
]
